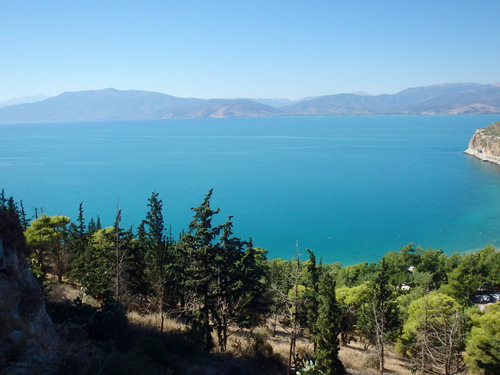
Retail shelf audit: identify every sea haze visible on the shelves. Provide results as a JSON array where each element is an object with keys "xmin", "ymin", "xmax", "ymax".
[{"xmin": 1, "ymin": 115, "xmax": 500, "ymax": 264}]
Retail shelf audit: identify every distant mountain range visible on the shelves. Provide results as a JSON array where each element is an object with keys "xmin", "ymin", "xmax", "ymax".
[
  {"xmin": 281, "ymin": 83, "xmax": 500, "ymax": 116},
  {"xmin": 0, "ymin": 94, "xmax": 51, "ymax": 109},
  {"xmin": 0, "ymin": 83, "xmax": 499, "ymax": 121}
]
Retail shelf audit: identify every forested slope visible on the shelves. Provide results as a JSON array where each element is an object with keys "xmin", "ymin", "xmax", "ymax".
[{"xmin": 1, "ymin": 189, "xmax": 499, "ymax": 374}]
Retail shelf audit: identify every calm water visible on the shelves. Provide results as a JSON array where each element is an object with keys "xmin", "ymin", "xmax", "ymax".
[{"xmin": 1, "ymin": 115, "xmax": 500, "ymax": 264}]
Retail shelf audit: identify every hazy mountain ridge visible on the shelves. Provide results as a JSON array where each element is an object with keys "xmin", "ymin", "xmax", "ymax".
[
  {"xmin": 0, "ymin": 94, "xmax": 51, "ymax": 108},
  {"xmin": 0, "ymin": 83, "xmax": 499, "ymax": 121},
  {"xmin": 282, "ymin": 83, "xmax": 500, "ymax": 115},
  {"xmin": 0, "ymin": 89, "xmax": 281, "ymax": 121}
]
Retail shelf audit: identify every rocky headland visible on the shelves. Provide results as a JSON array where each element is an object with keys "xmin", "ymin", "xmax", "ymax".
[{"xmin": 464, "ymin": 121, "xmax": 500, "ymax": 166}]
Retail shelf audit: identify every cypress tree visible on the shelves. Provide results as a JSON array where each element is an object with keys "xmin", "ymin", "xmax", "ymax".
[
  {"xmin": 234, "ymin": 239, "xmax": 269, "ymax": 328},
  {"xmin": 142, "ymin": 192, "xmax": 172, "ymax": 332},
  {"xmin": 315, "ymin": 272, "xmax": 346, "ymax": 375},
  {"xmin": 369, "ymin": 259, "xmax": 395, "ymax": 374},
  {"xmin": 78, "ymin": 227, "xmax": 114, "ymax": 300},
  {"xmin": 68, "ymin": 202, "xmax": 88, "ymax": 278},
  {"xmin": 304, "ymin": 248, "xmax": 320, "ymax": 351},
  {"xmin": 127, "ymin": 221, "xmax": 149, "ymax": 303},
  {"xmin": 180, "ymin": 188, "xmax": 221, "ymax": 351},
  {"xmin": 112, "ymin": 204, "xmax": 130, "ymax": 303}
]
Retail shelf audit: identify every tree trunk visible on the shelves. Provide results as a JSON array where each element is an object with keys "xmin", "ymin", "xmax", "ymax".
[
  {"xmin": 287, "ymin": 330, "xmax": 296, "ymax": 375},
  {"xmin": 160, "ymin": 284, "xmax": 165, "ymax": 333}
]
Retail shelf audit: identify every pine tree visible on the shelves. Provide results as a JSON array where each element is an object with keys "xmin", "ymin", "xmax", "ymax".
[
  {"xmin": 24, "ymin": 214, "xmax": 71, "ymax": 283},
  {"xmin": 315, "ymin": 272, "xmax": 346, "ymax": 375},
  {"xmin": 465, "ymin": 303, "xmax": 500, "ymax": 374},
  {"xmin": 402, "ymin": 292, "xmax": 465, "ymax": 375}
]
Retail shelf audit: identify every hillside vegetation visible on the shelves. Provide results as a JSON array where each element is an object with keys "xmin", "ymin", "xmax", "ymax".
[
  {"xmin": 1, "ymin": 189, "xmax": 499, "ymax": 374},
  {"xmin": 481, "ymin": 121, "xmax": 500, "ymax": 136}
]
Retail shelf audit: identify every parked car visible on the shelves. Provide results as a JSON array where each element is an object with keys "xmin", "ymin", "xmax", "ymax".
[
  {"xmin": 490, "ymin": 293, "xmax": 500, "ymax": 301},
  {"xmin": 480, "ymin": 295, "xmax": 492, "ymax": 303},
  {"xmin": 471, "ymin": 294, "xmax": 493, "ymax": 304},
  {"xmin": 471, "ymin": 295, "xmax": 482, "ymax": 303}
]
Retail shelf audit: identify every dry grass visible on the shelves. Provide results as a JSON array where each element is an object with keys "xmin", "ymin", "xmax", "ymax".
[
  {"xmin": 45, "ymin": 274, "xmax": 99, "ymax": 306},
  {"xmin": 338, "ymin": 340, "xmax": 413, "ymax": 375},
  {"xmin": 264, "ymin": 326, "xmax": 313, "ymax": 364},
  {"xmin": 127, "ymin": 310, "xmax": 185, "ymax": 332},
  {"xmin": 126, "ymin": 311, "xmax": 414, "ymax": 374},
  {"xmin": 47, "ymin": 280, "xmax": 413, "ymax": 374}
]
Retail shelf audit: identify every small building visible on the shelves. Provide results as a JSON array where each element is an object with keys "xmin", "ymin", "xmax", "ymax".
[{"xmin": 401, "ymin": 284, "xmax": 411, "ymax": 291}]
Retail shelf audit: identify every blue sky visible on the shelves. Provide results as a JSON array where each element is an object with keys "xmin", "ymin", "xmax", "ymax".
[{"xmin": 1, "ymin": 0, "xmax": 499, "ymax": 101}]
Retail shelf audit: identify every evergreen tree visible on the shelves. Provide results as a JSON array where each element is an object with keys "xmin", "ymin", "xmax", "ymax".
[
  {"xmin": 281, "ymin": 244, "xmax": 305, "ymax": 374},
  {"xmin": 18, "ymin": 200, "xmax": 28, "ymax": 229},
  {"xmin": 24, "ymin": 214, "xmax": 71, "ymax": 282},
  {"xmin": 67, "ymin": 202, "xmax": 88, "ymax": 278},
  {"xmin": 112, "ymin": 204, "xmax": 130, "ymax": 303},
  {"xmin": 233, "ymin": 241, "xmax": 269, "ymax": 329},
  {"xmin": 268, "ymin": 257, "xmax": 295, "ymax": 324},
  {"xmin": 336, "ymin": 282, "xmax": 370, "ymax": 347},
  {"xmin": 368, "ymin": 259, "xmax": 395, "ymax": 374},
  {"xmin": 303, "ymin": 249, "xmax": 320, "ymax": 350},
  {"xmin": 212, "ymin": 215, "xmax": 243, "ymax": 351},
  {"xmin": 465, "ymin": 303, "xmax": 500, "ymax": 374},
  {"xmin": 78, "ymin": 227, "xmax": 115, "ymax": 300},
  {"xmin": 142, "ymin": 192, "xmax": 172, "ymax": 332},
  {"xmin": 127, "ymin": 221, "xmax": 149, "ymax": 303},
  {"xmin": 314, "ymin": 272, "xmax": 346, "ymax": 375},
  {"xmin": 213, "ymin": 220, "xmax": 269, "ymax": 351},
  {"xmin": 401, "ymin": 292, "xmax": 465, "ymax": 375},
  {"xmin": 0, "ymin": 193, "xmax": 26, "ymax": 257},
  {"xmin": 179, "ymin": 188, "xmax": 221, "ymax": 351},
  {"xmin": 87, "ymin": 216, "xmax": 102, "ymax": 236},
  {"xmin": 446, "ymin": 245, "xmax": 500, "ymax": 304},
  {"xmin": 382, "ymin": 244, "xmax": 420, "ymax": 288}
]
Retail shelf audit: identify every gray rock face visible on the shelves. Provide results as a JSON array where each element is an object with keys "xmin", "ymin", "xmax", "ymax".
[
  {"xmin": 7, "ymin": 330, "xmax": 24, "ymax": 345},
  {"xmin": 0, "ymin": 237, "xmax": 59, "ymax": 365}
]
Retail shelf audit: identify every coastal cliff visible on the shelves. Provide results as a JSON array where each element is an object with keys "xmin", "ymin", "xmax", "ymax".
[{"xmin": 464, "ymin": 121, "xmax": 500, "ymax": 165}]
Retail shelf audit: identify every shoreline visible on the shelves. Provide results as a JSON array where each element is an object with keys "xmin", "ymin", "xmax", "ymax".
[{"xmin": 464, "ymin": 148, "xmax": 500, "ymax": 167}]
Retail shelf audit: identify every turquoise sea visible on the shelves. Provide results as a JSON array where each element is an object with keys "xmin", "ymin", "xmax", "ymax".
[{"xmin": 1, "ymin": 115, "xmax": 500, "ymax": 264}]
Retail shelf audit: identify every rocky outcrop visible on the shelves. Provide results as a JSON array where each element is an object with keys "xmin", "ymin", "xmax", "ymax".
[
  {"xmin": 0, "ymin": 228, "xmax": 58, "ymax": 368},
  {"xmin": 464, "ymin": 122, "xmax": 500, "ymax": 166}
]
